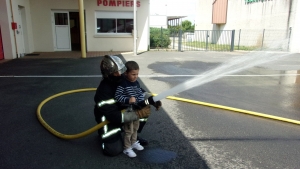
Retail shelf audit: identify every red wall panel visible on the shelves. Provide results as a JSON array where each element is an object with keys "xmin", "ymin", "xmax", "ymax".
[{"xmin": 212, "ymin": 0, "xmax": 228, "ymax": 24}]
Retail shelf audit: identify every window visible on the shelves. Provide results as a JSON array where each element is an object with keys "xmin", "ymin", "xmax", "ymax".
[
  {"xmin": 97, "ymin": 19, "xmax": 133, "ymax": 33},
  {"xmin": 96, "ymin": 11, "xmax": 133, "ymax": 34},
  {"xmin": 55, "ymin": 13, "xmax": 68, "ymax": 25}
]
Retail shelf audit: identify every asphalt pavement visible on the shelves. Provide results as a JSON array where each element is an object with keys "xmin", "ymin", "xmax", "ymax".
[{"xmin": 1, "ymin": 51, "xmax": 300, "ymax": 169}]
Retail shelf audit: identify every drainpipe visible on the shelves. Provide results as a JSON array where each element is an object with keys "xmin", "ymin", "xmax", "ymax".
[
  {"xmin": 133, "ymin": 0, "xmax": 137, "ymax": 56},
  {"xmin": 9, "ymin": 0, "xmax": 18, "ymax": 58},
  {"xmin": 78, "ymin": 0, "xmax": 86, "ymax": 58},
  {"xmin": 147, "ymin": 0, "xmax": 150, "ymax": 51}
]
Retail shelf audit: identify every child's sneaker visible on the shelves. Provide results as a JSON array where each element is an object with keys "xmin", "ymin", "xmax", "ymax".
[
  {"xmin": 123, "ymin": 148, "xmax": 136, "ymax": 158},
  {"xmin": 131, "ymin": 141, "xmax": 144, "ymax": 151}
]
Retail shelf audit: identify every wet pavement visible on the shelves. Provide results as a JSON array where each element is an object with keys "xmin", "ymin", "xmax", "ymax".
[{"xmin": 0, "ymin": 51, "xmax": 300, "ymax": 169}]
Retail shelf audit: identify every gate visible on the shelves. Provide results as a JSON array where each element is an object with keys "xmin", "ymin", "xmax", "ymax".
[
  {"xmin": 151, "ymin": 28, "xmax": 291, "ymax": 52},
  {"xmin": 170, "ymin": 30, "xmax": 235, "ymax": 52}
]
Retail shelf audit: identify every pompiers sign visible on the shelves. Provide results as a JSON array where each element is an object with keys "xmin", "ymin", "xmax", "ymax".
[
  {"xmin": 97, "ymin": 0, "xmax": 141, "ymax": 7},
  {"xmin": 245, "ymin": 0, "xmax": 271, "ymax": 3}
]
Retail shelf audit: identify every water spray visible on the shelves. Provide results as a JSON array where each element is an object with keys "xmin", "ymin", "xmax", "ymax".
[
  {"xmin": 36, "ymin": 40, "xmax": 299, "ymax": 140},
  {"xmin": 153, "ymin": 40, "xmax": 292, "ymax": 102}
]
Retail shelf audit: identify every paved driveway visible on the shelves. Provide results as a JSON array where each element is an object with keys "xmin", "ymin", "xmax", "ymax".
[{"xmin": 0, "ymin": 51, "xmax": 300, "ymax": 169}]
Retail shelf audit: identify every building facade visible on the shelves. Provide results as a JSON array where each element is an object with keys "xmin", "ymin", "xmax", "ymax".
[
  {"xmin": 195, "ymin": 0, "xmax": 300, "ymax": 53},
  {"xmin": 0, "ymin": 0, "xmax": 150, "ymax": 59}
]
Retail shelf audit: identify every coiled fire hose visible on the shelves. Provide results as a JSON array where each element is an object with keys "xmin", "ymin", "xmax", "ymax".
[{"xmin": 37, "ymin": 88, "xmax": 300, "ymax": 140}]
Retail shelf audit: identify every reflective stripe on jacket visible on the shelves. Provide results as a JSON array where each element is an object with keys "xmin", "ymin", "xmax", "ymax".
[{"xmin": 101, "ymin": 116, "xmax": 122, "ymax": 140}]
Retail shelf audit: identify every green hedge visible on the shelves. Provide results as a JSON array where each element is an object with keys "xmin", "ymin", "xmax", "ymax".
[{"xmin": 150, "ymin": 27, "xmax": 171, "ymax": 48}]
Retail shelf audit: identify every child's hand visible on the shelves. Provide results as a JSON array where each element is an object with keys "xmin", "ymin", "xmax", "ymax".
[{"xmin": 129, "ymin": 97, "xmax": 136, "ymax": 104}]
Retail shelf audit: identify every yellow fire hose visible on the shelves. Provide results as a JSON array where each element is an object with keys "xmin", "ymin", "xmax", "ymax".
[
  {"xmin": 36, "ymin": 88, "xmax": 108, "ymax": 140},
  {"xmin": 37, "ymin": 88, "xmax": 300, "ymax": 140}
]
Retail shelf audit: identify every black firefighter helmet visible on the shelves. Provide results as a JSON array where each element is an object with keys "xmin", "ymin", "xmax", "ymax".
[{"xmin": 100, "ymin": 55, "xmax": 126, "ymax": 78}]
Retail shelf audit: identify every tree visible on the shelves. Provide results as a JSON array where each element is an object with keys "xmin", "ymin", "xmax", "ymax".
[{"xmin": 181, "ymin": 20, "xmax": 194, "ymax": 31}]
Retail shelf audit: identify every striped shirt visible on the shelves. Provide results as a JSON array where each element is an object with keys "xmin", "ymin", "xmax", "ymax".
[{"xmin": 115, "ymin": 79, "xmax": 145, "ymax": 104}]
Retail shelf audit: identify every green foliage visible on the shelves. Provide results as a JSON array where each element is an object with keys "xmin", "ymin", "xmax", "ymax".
[
  {"xmin": 150, "ymin": 27, "xmax": 171, "ymax": 48},
  {"xmin": 181, "ymin": 20, "xmax": 194, "ymax": 31},
  {"xmin": 168, "ymin": 20, "xmax": 195, "ymax": 33}
]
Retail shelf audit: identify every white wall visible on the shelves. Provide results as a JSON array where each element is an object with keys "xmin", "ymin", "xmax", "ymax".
[
  {"xmin": 138, "ymin": 3, "xmax": 150, "ymax": 51},
  {"xmin": 195, "ymin": 0, "xmax": 213, "ymax": 30},
  {"xmin": 196, "ymin": 0, "xmax": 293, "ymax": 30},
  {"xmin": 13, "ymin": 0, "xmax": 34, "ymax": 55},
  {"xmin": 0, "ymin": 0, "xmax": 33, "ymax": 59},
  {"xmin": 0, "ymin": 0, "xmax": 15, "ymax": 59},
  {"xmin": 195, "ymin": 0, "xmax": 299, "ymax": 52},
  {"xmin": 227, "ymin": 1, "xmax": 292, "ymax": 30},
  {"xmin": 290, "ymin": 0, "xmax": 300, "ymax": 53},
  {"xmin": 29, "ymin": 0, "xmax": 149, "ymax": 52},
  {"xmin": 85, "ymin": 0, "xmax": 149, "ymax": 51},
  {"xmin": 1, "ymin": 0, "xmax": 150, "ymax": 55},
  {"xmin": 29, "ymin": 0, "xmax": 79, "ymax": 52}
]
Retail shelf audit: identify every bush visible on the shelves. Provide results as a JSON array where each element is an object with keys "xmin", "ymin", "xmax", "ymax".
[{"xmin": 150, "ymin": 27, "xmax": 171, "ymax": 48}]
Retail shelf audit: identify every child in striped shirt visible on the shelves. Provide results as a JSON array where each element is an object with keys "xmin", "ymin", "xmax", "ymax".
[{"xmin": 115, "ymin": 61, "xmax": 146, "ymax": 158}]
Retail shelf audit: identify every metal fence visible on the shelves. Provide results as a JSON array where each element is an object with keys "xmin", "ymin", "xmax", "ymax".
[{"xmin": 154, "ymin": 28, "xmax": 292, "ymax": 52}]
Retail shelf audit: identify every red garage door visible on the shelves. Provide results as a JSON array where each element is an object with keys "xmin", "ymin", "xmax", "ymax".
[{"xmin": 0, "ymin": 26, "xmax": 4, "ymax": 60}]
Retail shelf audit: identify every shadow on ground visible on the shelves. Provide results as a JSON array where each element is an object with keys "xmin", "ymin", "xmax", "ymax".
[{"xmin": 0, "ymin": 55, "xmax": 209, "ymax": 169}]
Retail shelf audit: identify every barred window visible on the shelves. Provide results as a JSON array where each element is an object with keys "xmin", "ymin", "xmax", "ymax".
[{"xmin": 96, "ymin": 11, "xmax": 133, "ymax": 34}]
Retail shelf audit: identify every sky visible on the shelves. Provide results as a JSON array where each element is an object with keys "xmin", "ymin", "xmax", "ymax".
[{"xmin": 150, "ymin": 0, "xmax": 197, "ymax": 24}]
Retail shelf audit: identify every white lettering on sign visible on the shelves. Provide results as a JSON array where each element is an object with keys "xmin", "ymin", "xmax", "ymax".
[{"xmin": 97, "ymin": 0, "xmax": 141, "ymax": 7}]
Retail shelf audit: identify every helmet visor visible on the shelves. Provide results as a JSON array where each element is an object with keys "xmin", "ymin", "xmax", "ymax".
[{"xmin": 110, "ymin": 55, "xmax": 126, "ymax": 74}]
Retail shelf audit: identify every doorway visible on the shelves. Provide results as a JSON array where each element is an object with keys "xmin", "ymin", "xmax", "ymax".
[
  {"xmin": 17, "ymin": 6, "xmax": 26, "ymax": 56},
  {"xmin": 52, "ymin": 11, "xmax": 84, "ymax": 51},
  {"xmin": 69, "ymin": 12, "xmax": 81, "ymax": 51},
  {"xmin": 0, "ymin": 26, "xmax": 4, "ymax": 60},
  {"xmin": 52, "ymin": 11, "xmax": 71, "ymax": 51},
  {"xmin": 19, "ymin": 6, "xmax": 29, "ymax": 54}
]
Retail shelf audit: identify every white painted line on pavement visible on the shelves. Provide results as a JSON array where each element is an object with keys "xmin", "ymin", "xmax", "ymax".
[{"xmin": 0, "ymin": 74, "xmax": 299, "ymax": 78}]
